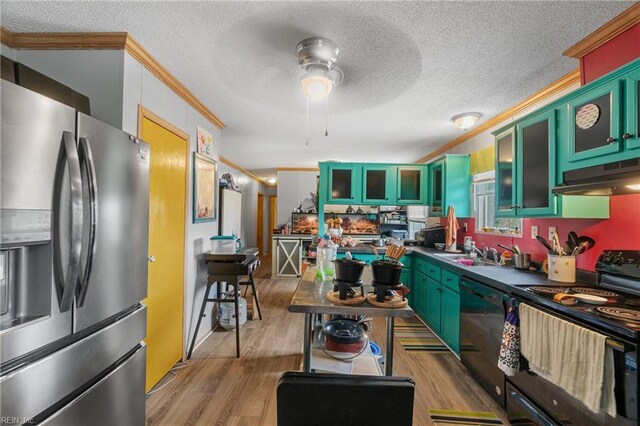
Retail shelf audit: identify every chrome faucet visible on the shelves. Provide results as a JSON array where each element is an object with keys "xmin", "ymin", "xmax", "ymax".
[{"xmin": 481, "ymin": 244, "xmax": 500, "ymax": 264}]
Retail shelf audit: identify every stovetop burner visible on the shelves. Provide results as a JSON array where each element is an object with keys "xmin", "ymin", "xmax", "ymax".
[
  {"xmin": 571, "ymin": 287, "xmax": 620, "ymax": 298},
  {"xmin": 595, "ymin": 306, "xmax": 640, "ymax": 323},
  {"xmin": 528, "ymin": 286, "xmax": 565, "ymax": 295}
]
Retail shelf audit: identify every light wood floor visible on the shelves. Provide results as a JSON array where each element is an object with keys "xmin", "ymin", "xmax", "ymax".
[{"xmin": 146, "ymin": 254, "xmax": 508, "ymax": 425}]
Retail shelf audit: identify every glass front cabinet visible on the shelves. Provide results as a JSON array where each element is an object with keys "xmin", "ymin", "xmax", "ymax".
[
  {"xmin": 566, "ymin": 79, "xmax": 622, "ymax": 163},
  {"xmin": 396, "ymin": 166, "xmax": 426, "ymax": 204},
  {"xmin": 326, "ymin": 165, "xmax": 360, "ymax": 203},
  {"xmin": 495, "ymin": 127, "xmax": 517, "ymax": 217},
  {"xmin": 361, "ymin": 165, "xmax": 395, "ymax": 204},
  {"xmin": 626, "ymin": 68, "xmax": 640, "ymax": 151}
]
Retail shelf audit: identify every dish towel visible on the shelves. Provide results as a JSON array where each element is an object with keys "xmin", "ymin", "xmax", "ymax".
[
  {"xmin": 444, "ymin": 205, "xmax": 459, "ymax": 249},
  {"xmin": 519, "ymin": 303, "xmax": 616, "ymax": 416},
  {"xmin": 497, "ymin": 299, "xmax": 520, "ymax": 376}
]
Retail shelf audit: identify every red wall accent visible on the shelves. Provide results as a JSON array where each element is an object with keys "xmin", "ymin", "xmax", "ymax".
[
  {"xmin": 581, "ymin": 22, "xmax": 640, "ymax": 84},
  {"xmin": 443, "ymin": 194, "xmax": 640, "ymax": 272}
]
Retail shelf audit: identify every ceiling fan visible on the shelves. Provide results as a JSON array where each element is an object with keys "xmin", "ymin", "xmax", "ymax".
[{"xmin": 296, "ymin": 37, "xmax": 343, "ymax": 100}]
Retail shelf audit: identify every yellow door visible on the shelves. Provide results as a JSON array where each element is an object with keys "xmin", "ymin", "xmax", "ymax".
[{"xmin": 140, "ymin": 110, "xmax": 187, "ymax": 392}]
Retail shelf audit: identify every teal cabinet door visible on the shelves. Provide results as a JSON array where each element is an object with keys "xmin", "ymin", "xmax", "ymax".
[
  {"xmin": 425, "ymin": 278, "xmax": 442, "ymax": 333},
  {"xmin": 361, "ymin": 165, "xmax": 396, "ymax": 204},
  {"xmin": 428, "ymin": 160, "xmax": 444, "ymax": 216},
  {"xmin": 625, "ymin": 68, "xmax": 640, "ymax": 151},
  {"xmin": 413, "ymin": 271, "xmax": 426, "ymax": 319},
  {"xmin": 516, "ymin": 109, "xmax": 557, "ymax": 217},
  {"xmin": 441, "ymin": 283, "xmax": 460, "ymax": 355},
  {"xmin": 396, "ymin": 166, "xmax": 426, "ymax": 205},
  {"xmin": 566, "ymin": 79, "xmax": 622, "ymax": 164},
  {"xmin": 327, "ymin": 165, "xmax": 361, "ymax": 203},
  {"xmin": 495, "ymin": 127, "xmax": 518, "ymax": 217},
  {"xmin": 401, "ymin": 268, "xmax": 413, "ymax": 306}
]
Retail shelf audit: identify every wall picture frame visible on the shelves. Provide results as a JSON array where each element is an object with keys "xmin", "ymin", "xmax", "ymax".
[
  {"xmin": 193, "ymin": 152, "xmax": 217, "ymax": 223},
  {"xmin": 197, "ymin": 126, "xmax": 214, "ymax": 159}
]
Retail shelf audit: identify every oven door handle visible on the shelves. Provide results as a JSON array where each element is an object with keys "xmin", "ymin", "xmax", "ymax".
[{"xmin": 510, "ymin": 390, "xmax": 558, "ymax": 426}]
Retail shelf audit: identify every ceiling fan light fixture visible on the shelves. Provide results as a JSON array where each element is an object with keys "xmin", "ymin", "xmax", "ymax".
[
  {"xmin": 452, "ymin": 112, "xmax": 481, "ymax": 130},
  {"xmin": 300, "ymin": 70, "xmax": 334, "ymax": 99}
]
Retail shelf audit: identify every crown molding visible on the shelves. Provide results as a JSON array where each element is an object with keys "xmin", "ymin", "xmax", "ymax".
[
  {"xmin": 0, "ymin": 27, "xmax": 225, "ymax": 129},
  {"xmin": 220, "ymin": 157, "xmax": 276, "ymax": 188},
  {"xmin": 276, "ymin": 167, "xmax": 319, "ymax": 172},
  {"xmin": 416, "ymin": 67, "xmax": 580, "ymax": 164},
  {"xmin": 564, "ymin": 3, "xmax": 640, "ymax": 59}
]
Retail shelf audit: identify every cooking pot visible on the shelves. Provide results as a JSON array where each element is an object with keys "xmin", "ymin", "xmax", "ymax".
[
  {"xmin": 371, "ymin": 259, "xmax": 403, "ymax": 285},
  {"xmin": 334, "ymin": 258, "xmax": 365, "ymax": 283},
  {"xmin": 320, "ymin": 318, "xmax": 368, "ymax": 359}
]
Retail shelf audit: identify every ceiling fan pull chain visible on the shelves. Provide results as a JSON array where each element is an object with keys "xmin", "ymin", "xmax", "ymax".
[
  {"xmin": 325, "ymin": 96, "xmax": 329, "ymax": 136},
  {"xmin": 306, "ymin": 96, "xmax": 310, "ymax": 146}
]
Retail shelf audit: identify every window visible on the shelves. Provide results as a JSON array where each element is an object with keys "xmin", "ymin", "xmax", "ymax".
[{"xmin": 472, "ymin": 171, "xmax": 522, "ymax": 236}]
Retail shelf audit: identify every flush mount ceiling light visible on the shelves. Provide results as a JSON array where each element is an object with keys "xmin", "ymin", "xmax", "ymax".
[
  {"xmin": 451, "ymin": 112, "xmax": 481, "ymax": 130},
  {"xmin": 296, "ymin": 37, "xmax": 343, "ymax": 100},
  {"xmin": 267, "ymin": 177, "xmax": 277, "ymax": 184}
]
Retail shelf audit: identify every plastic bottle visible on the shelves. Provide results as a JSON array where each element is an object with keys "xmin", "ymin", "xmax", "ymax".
[
  {"xmin": 316, "ymin": 234, "xmax": 337, "ymax": 279},
  {"xmin": 469, "ymin": 242, "xmax": 478, "ymax": 259}
]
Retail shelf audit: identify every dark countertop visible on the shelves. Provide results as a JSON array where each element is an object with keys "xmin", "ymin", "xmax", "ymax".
[{"xmin": 408, "ymin": 247, "xmax": 636, "ymax": 341}]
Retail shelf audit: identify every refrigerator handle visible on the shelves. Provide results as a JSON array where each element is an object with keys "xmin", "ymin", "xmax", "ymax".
[
  {"xmin": 53, "ymin": 131, "xmax": 84, "ymax": 312},
  {"xmin": 76, "ymin": 137, "xmax": 98, "ymax": 307}
]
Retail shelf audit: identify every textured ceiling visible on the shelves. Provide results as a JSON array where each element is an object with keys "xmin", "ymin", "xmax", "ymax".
[{"xmin": 1, "ymin": 1, "xmax": 633, "ymax": 178}]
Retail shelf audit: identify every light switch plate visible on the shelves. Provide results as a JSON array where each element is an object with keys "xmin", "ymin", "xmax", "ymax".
[
  {"xmin": 548, "ymin": 226, "xmax": 557, "ymax": 241},
  {"xmin": 531, "ymin": 226, "xmax": 538, "ymax": 239}
]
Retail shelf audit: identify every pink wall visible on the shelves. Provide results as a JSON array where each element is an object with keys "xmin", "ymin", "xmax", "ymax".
[{"xmin": 443, "ymin": 194, "xmax": 640, "ymax": 272}]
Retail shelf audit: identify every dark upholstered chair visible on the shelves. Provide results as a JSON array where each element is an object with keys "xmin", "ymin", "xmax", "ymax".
[{"xmin": 277, "ymin": 371, "xmax": 415, "ymax": 426}]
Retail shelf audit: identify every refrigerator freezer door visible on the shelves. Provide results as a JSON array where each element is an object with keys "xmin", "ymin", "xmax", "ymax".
[
  {"xmin": 41, "ymin": 345, "xmax": 146, "ymax": 426},
  {"xmin": 0, "ymin": 305, "xmax": 146, "ymax": 422},
  {"xmin": 74, "ymin": 113, "xmax": 150, "ymax": 332},
  {"xmin": 0, "ymin": 80, "xmax": 76, "ymax": 210}
]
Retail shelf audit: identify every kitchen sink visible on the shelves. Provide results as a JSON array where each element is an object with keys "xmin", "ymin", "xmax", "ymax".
[{"xmin": 432, "ymin": 253, "xmax": 499, "ymax": 267}]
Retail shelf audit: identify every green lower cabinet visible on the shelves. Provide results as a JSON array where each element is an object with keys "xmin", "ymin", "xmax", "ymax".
[
  {"xmin": 425, "ymin": 278, "xmax": 442, "ymax": 333},
  {"xmin": 401, "ymin": 268, "xmax": 413, "ymax": 306},
  {"xmin": 414, "ymin": 271, "xmax": 427, "ymax": 318},
  {"xmin": 440, "ymin": 282, "xmax": 460, "ymax": 354}
]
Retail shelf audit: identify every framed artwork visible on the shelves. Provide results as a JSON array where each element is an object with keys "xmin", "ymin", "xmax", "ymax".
[
  {"xmin": 193, "ymin": 152, "xmax": 217, "ymax": 223},
  {"xmin": 197, "ymin": 126, "xmax": 214, "ymax": 159}
]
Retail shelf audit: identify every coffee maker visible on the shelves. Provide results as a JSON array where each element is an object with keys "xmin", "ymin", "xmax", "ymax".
[{"xmin": 416, "ymin": 226, "xmax": 445, "ymax": 248}]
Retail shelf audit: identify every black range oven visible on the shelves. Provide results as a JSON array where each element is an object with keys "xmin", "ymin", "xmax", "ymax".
[{"xmin": 506, "ymin": 250, "xmax": 639, "ymax": 426}]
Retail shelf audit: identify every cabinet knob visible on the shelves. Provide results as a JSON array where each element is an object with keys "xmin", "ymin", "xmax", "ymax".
[
  {"xmin": 622, "ymin": 133, "xmax": 634, "ymax": 140},
  {"xmin": 148, "ymin": 256, "xmax": 156, "ymax": 263},
  {"xmin": 606, "ymin": 136, "xmax": 618, "ymax": 144}
]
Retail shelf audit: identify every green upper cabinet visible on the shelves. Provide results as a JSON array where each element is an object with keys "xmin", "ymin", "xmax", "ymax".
[
  {"xmin": 494, "ymin": 112, "xmax": 608, "ymax": 219},
  {"xmin": 625, "ymin": 68, "xmax": 640, "ymax": 151},
  {"xmin": 396, "ymin": 165, "xmax": 427, "ymax": 205},
  {"xmin": 319, "ymin": 162, "xmax": 428, "ymax": 205},
  {"xmin": 361, "ymin": 165, "xmax": 396, "ymax": 204},
  {"xmin": 325, "ymin": 164, "xmax": 361, "ymax": 204},
  {"xmin": 557, "ymin": 59, "xmax": 640, "ymax": 172},
  {"xmin": 516, "ymin": 109, "xmax": 557, "ymax": 217},
  {"xmin": 566, "ymin": 79, "xmax": 623, "ymax": 163},
  {"xmin": 428, "ymin": 155, "xmax": 471, "ymax": 217},
  {"xmin": 495, "ymin": 127, "xmax": 517, "ymax": 217}
]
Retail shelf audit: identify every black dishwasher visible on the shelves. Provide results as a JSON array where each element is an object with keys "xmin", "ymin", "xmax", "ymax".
[{"xmin": 460, "ymin": 278, "xmax": 507, "ymax": 407}]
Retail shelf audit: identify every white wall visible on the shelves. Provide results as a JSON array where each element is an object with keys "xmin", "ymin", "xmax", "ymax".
[
  {"xmin": 121, "ymin": 51, "xmax": 222, "ymax": 354},
  {"xmin": 12, "ymin": 49, "xmax": 125, "ymax": 129},
  {"xmin": 1, "ymin": 43, "xmax": 16, "ymax": 60},
  {"xmin": 276, "ymin": 170, "xmax": 318, "ymax": 226}
]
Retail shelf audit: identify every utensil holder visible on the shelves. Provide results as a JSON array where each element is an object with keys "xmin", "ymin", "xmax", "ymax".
[
  {"xmin": 548, "ymin": 255, "xmax": 576, "ymax": 283},
  {"xmin": 513, "ymin": 253, "xmax": 531, "ymax": 270}
]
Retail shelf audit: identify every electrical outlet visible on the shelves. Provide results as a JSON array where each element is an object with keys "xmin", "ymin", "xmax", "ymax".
[
  {"xmin": 463, "ymin": 222, "xmax": 468, "ymax": 233},
  {"xmin": 531, "ymin": 226, "xmax": 538, "ymax": 239},
  {"xmin": 548, "ymin": 226, "xmax": 557, "ymax": 241}
]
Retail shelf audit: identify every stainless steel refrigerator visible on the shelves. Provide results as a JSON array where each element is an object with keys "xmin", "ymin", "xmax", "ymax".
[{"xmin": 0, "ymin": 80, "xmax": 149, "ymax": 425}]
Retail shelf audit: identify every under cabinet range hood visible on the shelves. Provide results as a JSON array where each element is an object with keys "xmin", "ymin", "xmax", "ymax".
[{"xmin": 552, "ymin": 158, "xmax": 640, "ymax": 196}]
